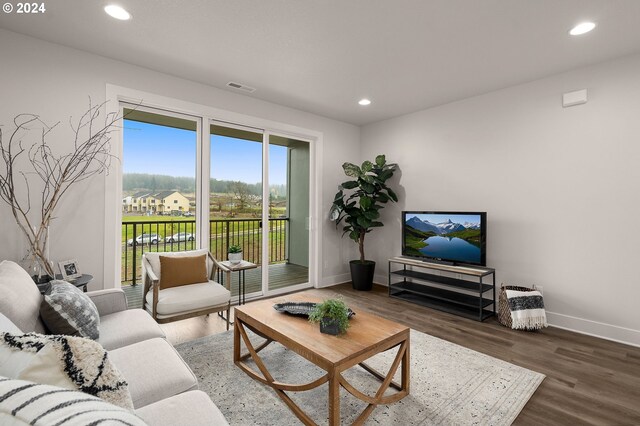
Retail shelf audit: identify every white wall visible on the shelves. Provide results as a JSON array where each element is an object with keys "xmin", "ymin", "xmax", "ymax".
[
  {"xmin": 0, "ymin": 29, "xmax": 359, "ymax": 290},
  {"xmin": 361, "ymin": 53, "xmax": 640, "ymax": 346}
]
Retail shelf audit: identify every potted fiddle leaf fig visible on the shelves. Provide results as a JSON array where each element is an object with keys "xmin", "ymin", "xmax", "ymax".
[
  {"xmin": 329, "ymin": 155, "xmax": 398, "ymax": 290},
  {"xmin": 308, "ymin": 299, "xmax": 350, "ymax": 335}
]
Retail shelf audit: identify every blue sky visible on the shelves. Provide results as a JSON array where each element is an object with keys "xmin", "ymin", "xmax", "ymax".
[
  {"xmin": 407, "ymin": 213, "xmax": 482, "ymax": 225},
  {"xmin": 123, "ymin": 120, "xmax": 287, "ymax": 184}
]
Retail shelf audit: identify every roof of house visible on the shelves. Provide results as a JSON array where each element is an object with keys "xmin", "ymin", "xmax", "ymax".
[
  {"xmin": 126, "ymin": 190, "xmax": 188, "ymax": 200},
  {"xmin": 132, "ymin": 190, "xmax": 152, "ymax": 198},
  {"xmin": 153, "ymin": 190, "xmax": 179, "ymax": 200}
]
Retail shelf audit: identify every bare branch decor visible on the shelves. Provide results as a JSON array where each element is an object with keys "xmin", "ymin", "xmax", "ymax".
[{"xmin": 0, "ymin": 99, "xmax": 120, "ymax": 280}]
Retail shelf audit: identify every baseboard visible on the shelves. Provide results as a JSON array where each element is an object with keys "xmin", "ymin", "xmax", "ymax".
[
  {"xmin": 318, "ymin": 273, "xmax": 351, "ymax": 288},
  {"xmin": 546, "ymin": 311, "xmax": 640, "ymax": 348},
  {"xmin": 374, "ymin": 274, "xmax": 388, "ymax": 287}
]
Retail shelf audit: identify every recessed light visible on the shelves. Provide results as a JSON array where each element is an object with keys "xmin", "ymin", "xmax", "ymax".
[
  {"xmin": 358, "ymin": 99, "xmax": 371, "ymax": 106},
  {"xmin": 569, "ymin": 22, "xmax": 596, "ymax": 36},
  {"xmin": 104, "ymin": 4, "xmax": 131, "ymax": 20}
]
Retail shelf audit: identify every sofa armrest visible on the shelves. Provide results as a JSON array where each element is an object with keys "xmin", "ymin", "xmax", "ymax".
[{"xmin": 87, "ymin": 289, "xmax": 128, "ymax": 316}]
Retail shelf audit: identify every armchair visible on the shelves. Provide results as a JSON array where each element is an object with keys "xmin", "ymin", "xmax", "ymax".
[{"xmin": 142, "ymin": 250, "xmax": 232, "ymax": 328}]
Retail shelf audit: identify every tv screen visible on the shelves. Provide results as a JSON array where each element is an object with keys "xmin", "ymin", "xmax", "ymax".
[{"xmin": 402, "ymin": 211, "xmax": 487, "ymax": 266}]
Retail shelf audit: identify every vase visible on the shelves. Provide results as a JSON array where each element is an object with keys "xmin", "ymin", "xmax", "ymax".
[{"xmin": 20, "ymin": 226, "xmax": 54, "ymax": 284}]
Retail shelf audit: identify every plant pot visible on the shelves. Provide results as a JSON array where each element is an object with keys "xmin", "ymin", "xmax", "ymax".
[
  {"xmin": 319, "ymin": 317, "xmax": 341, "ymax": 335},
  {"xmin": 349, "ymin": 260, "xmax": 376, "ymax": 291},
  {"xmin": 228, "ymin": 252, "xmax": 243, "ymax": 264}
]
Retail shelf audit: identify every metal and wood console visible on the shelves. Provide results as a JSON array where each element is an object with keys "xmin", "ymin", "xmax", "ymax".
[{"xmin": 388, "ymin": 257, "xmax": 496, "ymax": 321}]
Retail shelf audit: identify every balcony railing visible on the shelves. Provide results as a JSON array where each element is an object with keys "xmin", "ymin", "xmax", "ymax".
[{"xmin": 121, "ymin": 218, "xmax": 289, "ymax": 285}]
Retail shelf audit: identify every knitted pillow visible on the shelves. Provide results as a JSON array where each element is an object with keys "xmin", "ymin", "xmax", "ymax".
[
  {"xmin": 40, "ymin": 280, "xmax": 100, "ymax": 339},
  {"xmin": 0, "ymin": 332, "xmax": 134, "ymax": 410},
  {"xmin": 0, "ymin": 376, "xmax": 146, "ymax": 425}
]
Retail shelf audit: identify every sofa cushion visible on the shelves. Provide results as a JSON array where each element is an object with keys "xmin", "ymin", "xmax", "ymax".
[
  {"xmin": 0, "ymin": 313, "xmax": 21, "ymax": 334},
  {"xmin": 136, "ymin": 390, "xmax": 228, "ymax": 426},
  {"xmin": 145, "ymin": 282, "xmax": 230, "ymax": 316},
  {"xmin": 0, "ymin": 332, "xmax": 134, "ymax": 410},
  {"xmin": 97, "ymin": 309, "xmax": 165, "ymax": 351},
  {"xmin": 109, "ymin": 338, "xmax": 198, "ymax": 409},
  {"xmin": 159, "ymin": 254, "xmax": 207, "ymax": 290},
  {"xmin": 0, "ymin": 261, "xmax": 45, "ymax": 333},
  {"xmin": 40, "ymin": 281, "xmax": 100, "ymax": 339},
  {"xmin": 0, "ymin": 377, "xmax": 147, "ymax": 426}
]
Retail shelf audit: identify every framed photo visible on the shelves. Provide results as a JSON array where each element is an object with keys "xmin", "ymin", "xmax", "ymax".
[{"xmin": 58, "ymin": 259, "xmax": 81, "ymax": 280}]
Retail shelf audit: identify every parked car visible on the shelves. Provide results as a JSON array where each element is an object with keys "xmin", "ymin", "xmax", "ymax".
[
  {"xmin": 127, "ymin": 233, "xmax": 162, "ymax": 246},
  {"xmin": 165, "ymin": 232, "xmax": 195, "ymax": 243},
  {"xmin": 183, "ymin": 212, "xmax": 194, "ymax": 217}
]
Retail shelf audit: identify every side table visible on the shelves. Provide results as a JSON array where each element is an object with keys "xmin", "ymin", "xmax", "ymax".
[
  {"xmin": 36, "ymin": 274, "xmax": 94, "ymax": 294},
  {"xmin": 217, "ymin": 260, "xmax": 258, "ymax": 306}
]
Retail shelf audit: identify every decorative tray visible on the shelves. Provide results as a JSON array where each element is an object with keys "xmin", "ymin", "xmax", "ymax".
[{"xmin": 273, "ymin": 302, "xmax": 355, "ymax": 318}]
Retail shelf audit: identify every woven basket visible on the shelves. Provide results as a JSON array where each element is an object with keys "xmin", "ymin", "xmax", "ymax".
[{"xmin": 497, "ymin": 285, "xmax": 535, "ymax": 328}]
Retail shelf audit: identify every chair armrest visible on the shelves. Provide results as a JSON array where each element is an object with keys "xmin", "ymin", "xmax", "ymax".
[
  {"xmin": 143, "ymin": 256, "xmax": 159, "ymax": 283},
  {"xmin": 87, "ymin": 289, "xmax": 128, "ymax": 316}
]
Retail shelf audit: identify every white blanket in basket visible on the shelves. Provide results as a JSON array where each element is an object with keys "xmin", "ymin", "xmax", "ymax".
[{"xmin": 505, "ymin": 289, "xmax": 548, "ymax": 330}]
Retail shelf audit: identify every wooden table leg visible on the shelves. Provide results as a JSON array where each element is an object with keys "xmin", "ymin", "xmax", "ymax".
[
  {"xmin": 402, "ymin": 334, "xmax": 410, "ymax": 393},
  {"xmin": 328, "ymin": 368, "xmax": 340, "ymax": 426},
  {"xmin": 233, "ymin": 317, "xmax": 240, "ymax": 363}
]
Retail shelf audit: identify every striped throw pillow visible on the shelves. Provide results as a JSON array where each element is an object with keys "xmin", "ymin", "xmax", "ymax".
[{"xmin": 0, "ymin": 376, "xmax": 147, "ymax": 425}]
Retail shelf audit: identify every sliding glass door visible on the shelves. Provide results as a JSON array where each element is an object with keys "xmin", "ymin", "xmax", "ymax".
[
  {"xmin": 210, "ymin": 123, "xmax": 265, "ymax": 299},
  {"xmin": 268, "ymin": 135, "xmax": 310, "ymax": 291},
  {"xmin": 117, "ymin": 101, "xmax": 312, "ymax": 299},
  {"xmin": 120, "ymin": 107, "xmax": 199, "ymax": 291}
]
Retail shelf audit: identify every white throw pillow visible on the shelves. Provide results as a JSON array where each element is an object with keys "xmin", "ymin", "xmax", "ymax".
[
  {"xmin": 0, "ymin": 332, "xmax": 134, "ymax": 410},
  {"xmin": 0, "ymin": 376, "xmax": 147, "ymax": 426}
]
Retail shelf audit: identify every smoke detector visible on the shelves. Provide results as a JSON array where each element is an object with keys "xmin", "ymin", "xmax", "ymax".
[{"xmin": 226, "ymin": 82, "xmax": 256, "ymax": 93}]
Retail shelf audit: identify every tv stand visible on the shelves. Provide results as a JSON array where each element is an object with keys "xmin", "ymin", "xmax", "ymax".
[{"xmin": 388, "ymin": 257, "xmax": 495, "ymax": 321}]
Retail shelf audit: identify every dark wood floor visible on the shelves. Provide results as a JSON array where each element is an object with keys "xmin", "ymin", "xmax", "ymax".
[{"xmin": 157, "ymin": 283, "xmax": 640, "ymax": 425}]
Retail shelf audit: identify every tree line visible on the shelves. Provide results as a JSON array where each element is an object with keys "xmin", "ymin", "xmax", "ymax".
[{"xmin": 123, "ymin": 173, "xmax": 286, "ymax": 197}]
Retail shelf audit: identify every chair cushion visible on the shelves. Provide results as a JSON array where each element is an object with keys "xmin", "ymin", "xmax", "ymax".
[
  {"xmin": 136, "ymin": 390, "xmax": 228, "ymax": 426},
  {"xmin": 0, "ymin": 377, "xmax": 147, "ymax": 426},
  {"xmin": 159, "ymin": 254, "xmax": 207, "ymax": 290},
  {"xmin": 40, "ymin": 281, "xmax": 100, "ymax": 339},
  {"xmin": 98, "ymin": 309, "xmax": 165, "ymax": 351},
  {"xmin": 144, "ymin": 249, "xmax": 211, "ymax": 282},
  {"xmin": 145, "ymin": 281, "xmax": 230, "ymax": 316},
  {"xmin": 0, "ymin": 261, "xmax": 45, "ymax": 333},
  {"xmin": 109, "ymin": 338, "xmax": 198, "ymax": 409}
]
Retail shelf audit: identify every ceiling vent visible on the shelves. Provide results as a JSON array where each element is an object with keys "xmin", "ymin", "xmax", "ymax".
[{"xmin": 226, "ymin": 81, "xmax": 256, "ymax": 93}]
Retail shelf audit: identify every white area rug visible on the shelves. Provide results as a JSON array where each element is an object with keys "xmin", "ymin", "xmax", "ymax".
[{"xmin": 176, "ymin": 329, "xmax": 544, "ymax": 425}]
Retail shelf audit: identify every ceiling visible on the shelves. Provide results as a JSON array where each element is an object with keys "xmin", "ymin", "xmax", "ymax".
[{"xmin": 2, "ymin": 0, "xmax": 640, "ymax": 125}]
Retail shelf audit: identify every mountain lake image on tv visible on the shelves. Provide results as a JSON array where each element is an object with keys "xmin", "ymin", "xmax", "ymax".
[{"xmin": 402, "ymin": 212, "xmax": 486, "ymax": 265}]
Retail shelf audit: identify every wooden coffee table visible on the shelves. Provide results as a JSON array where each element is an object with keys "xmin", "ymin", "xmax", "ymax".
[{"xmin": 233, "ymin": 295, "xmax": 410, "ymax": 425}]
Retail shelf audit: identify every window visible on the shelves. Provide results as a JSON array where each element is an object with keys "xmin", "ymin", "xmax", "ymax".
[{"xmin": 173, "ymin": 200, "xmax": 178, "ymax": 204}]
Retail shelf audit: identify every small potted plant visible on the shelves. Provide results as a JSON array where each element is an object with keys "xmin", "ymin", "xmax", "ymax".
[
  {"xmin": 308, "ymin": 299, "xmax": 350, "ymax": 335},
  {"xmin": 228, "ymin": 244, "xmax": 243, "ymax": 264}
]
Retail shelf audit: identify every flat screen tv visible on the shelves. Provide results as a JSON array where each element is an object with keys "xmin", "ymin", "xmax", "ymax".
[{"xmin": 402, "ymin": 211, "xmax": 487, "ymax": 266}]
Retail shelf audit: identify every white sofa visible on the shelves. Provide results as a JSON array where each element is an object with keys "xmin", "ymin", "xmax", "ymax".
[{"xmin": 0, "ymin": 260, "xmax": 227, "ymax": 425}]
